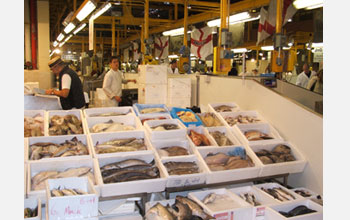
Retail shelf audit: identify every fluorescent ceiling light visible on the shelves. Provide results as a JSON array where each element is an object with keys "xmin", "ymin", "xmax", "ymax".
[
  {"xmin": 59, "ymin": 42, "xmax": 65, "ymax": 47},
  {"xmin": 76, "ymin": 0, "xmax": 97, "ymax": 21},
  {"xmin": 207, "ymin": 12, "xmax": 260, "ymax": 27},
  {"xmin": 163, "ymin": 28, "xmax": 184, "ymax": 36},
  {"xmin": 262, "ymin": 57, "xmax": 266, "ymax": 60},
  {"xmin": 293, "ymin": 0, "xmax": 323, "ymax": 10},
  {"xmin": 261, "ymin": 46, "xmax": 274, "ymax": 51},
  {"xmin": 57, "ymin": 33, "xmax": 65, "ymax": 42},
  {"xmin": 64, "ymin": 22, "xmax": 76, "ymax": 34},
  {"xmin": 54, "ymin": 49, "xmax": 61, "ymax": 54},
  {"xmin": 232, "ymin": 48, "xmax": 247, "ymax": 53},
  {"xmin": 191, "ymin": 57, "xmax": 197, "ymax": 60},
  {"xmin": 168, "ymin": 54, "xmax": 179, "ymax": 58},
  {"xmin": 288, "ymin": 42, "xmax": 293, "ymax": 47},
  {"xmin": 73, "ymin": 23, "xmax": 87, "ymax": 35},
  {"xmin": 91, "ymin": 2, "xmax": 111, "ymax": 20},
  {"xmin": 283, "ymin": 47, "xmax": 291, "ymax": 50},
  {"xmin": 312, "ymin": 42, "xmax": 323, "ymax": 48},
  {"xmin": 251, "ymin": 58, "xmax": 255, "ymax": 62},
  {"xmin": 64, "ymin": 34, "xmax": 73, "ymax": 42},
  {"xmin": 114, "ymin": 2, "xmax": 121, "ymax": 5},
  {"xmin": 53, "ymin": 41, "xmax": 58, "ymax": 47},
  {"xmin": 259, "ymin": 52, "xmax": 263, "ymax": 56}
]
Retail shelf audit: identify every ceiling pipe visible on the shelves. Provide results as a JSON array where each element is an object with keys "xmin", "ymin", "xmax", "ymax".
[{"xmin": 30, "ymin": 0, "xmax": 38, "ymax": 69}]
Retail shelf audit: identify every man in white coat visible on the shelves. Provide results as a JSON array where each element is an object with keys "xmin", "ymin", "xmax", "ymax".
[
  {"xmin": 103, "ymin": 56, "xmax": 136, "ymax": 106},
  {"xmin": 296, "ymin": 63, "xmax": 312, "ymax": 88}
]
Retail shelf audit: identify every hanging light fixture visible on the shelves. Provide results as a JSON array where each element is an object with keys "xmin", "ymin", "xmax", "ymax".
[
  {"xmin": 76, "ymin": 0, "xmax": 97, "ymax": 21},
  {"xmin": 207, "ymin": 12, "xmax": 260, "ymax": 27},
  {"xmin": 64, "ymin": 22, "xmax": 76, "ymax": 34},
  {"xmin": 57, "ymin": 33, "xmax": 65, "ymax": 42},
  {"xmin": 73, "ymin": 23, "xmax": 87, "ymax": 35},
  {"xmin": 91, "ymin": 2, "xmax": 112, "ymax": 20},
  {"xmin": 293, "ymin": 0, "xmax": 323, "ymax": 10}
]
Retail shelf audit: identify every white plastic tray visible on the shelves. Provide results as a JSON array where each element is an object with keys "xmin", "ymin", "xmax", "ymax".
[
  {"xmin": 95, "ymin": 152, "xmax": 167, "ymax": 197},
  {"xmin": 208, "ymin": 102, "xmax": 240, "ymax": 113},
  {"xmin": 24, "ymin": 197, "xmax": 42, "ymax": 220},
  {"xmin": 85, "ymin": 115, "xmax": 143, "ymax": 134},
  {"xmin": 247, "ymin": 141, "xmax": 307, "ymax": 177},
  {"xmin": 206, "ymin": 126, "xmax": 242, "ymax": 147},
  {"xmin": 144, "ymin": 119, "xmax": 187, "ymax": 141},
  {"xmin": 196, "ymin": 146, "xmax": 262, "ymax": 184},
  {"xmin": 88, "ymin": 130, "xmax": 153, "ymax": 158},
  {"xmin": 26, "ymin": 134, "xmax": 92, "ymax": 163},
  {"xmin": 254, "ymin": 183, "xmax": 305, "ymax": 204}
]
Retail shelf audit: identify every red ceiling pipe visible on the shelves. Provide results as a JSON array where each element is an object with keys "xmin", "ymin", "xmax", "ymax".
[{"xmin": 30, "ymin": 0, "xmax": 38, "ymax": 69}]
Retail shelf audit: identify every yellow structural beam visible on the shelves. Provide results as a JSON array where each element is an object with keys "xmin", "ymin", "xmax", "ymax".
[
  {"xmin": 145, "ymin": 0, "xmax": 149, "ymax": 40},
  {"xmin": 183, "ymin": 0, "xmax": 188, "ymax": 46},
  {"xmin": 112, "ymin": 19, "xmax": 115, "ymax": 49}
]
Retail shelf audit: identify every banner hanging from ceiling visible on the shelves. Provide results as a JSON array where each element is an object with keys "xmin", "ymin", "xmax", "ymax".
[
  {"xmin": 154, "ymin": 36, "xmax": 169, "ymax": 59},
  {"xmin": 190, "ymin": 26, "xmax": 213, "ymax": 60}
]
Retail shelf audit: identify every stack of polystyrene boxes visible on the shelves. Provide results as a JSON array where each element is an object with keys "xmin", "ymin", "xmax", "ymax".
[
  {"xmin": 138, "ymin": 65, "xmax": 168, "ymax": 104},
  {"xmin": 167, "ymin": 77, "xmax": 191, "ymax": 108}
]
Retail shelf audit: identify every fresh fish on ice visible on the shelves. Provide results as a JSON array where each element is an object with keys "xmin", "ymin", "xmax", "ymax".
[
  {"xmin": 140, "ymin": 107, "xmax": 167, "ymax": 114},
  {"xmin": 141, "ymin": 117, "xmax": 167, "ymax": 125},
  {"xmin": 151, "ymin": 124, "xmax": 179, "ymax": 131},
  {"xmin": 24, "ymin": 114, "xmax": 44, "ymax": 137},
  {"xmin": 158, "ymin": 146, "xmax": 189, "ymax": 157},
  {"xmin": 244, "ymin": 130, "xmax": 273, "ymax": 141},
  {"xmin": 89, "ymin": 110, "xmax": 131, "ymax": 117},
  {"xmin": 49, "ymin": 114, "xmax": 83, "ymax": 135},
  {"xmin": 189, "ymin": 130, "xmax": 211, "ymax": 146},
  {"xmin": 224, "ymin": 115, "xmax": 260, "ymax": 126},
  {"xmin": 164, "ymin": 161, "xmax": 199, "ymax": 175},
  {"xmin": 213, "ymin": 105, "xmax": 236, "ymax": 112},
  {"xmin": 198, "ymin": 113, "xmax": 223, "ymax": 127},
  {"xmin": 94, "ymin": 138, "xmax": 146, "ymax": 154},
  {"xmin": 90, "ymin": 120, "xmax": 135, "ymax": 133},
  {"xmin": 209, "ymin": 131, "xmax": 234, "ymax": 146}
]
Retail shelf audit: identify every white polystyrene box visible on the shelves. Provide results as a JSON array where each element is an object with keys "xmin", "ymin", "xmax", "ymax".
[
  {"xmin": 168, "ymin": 77, "xmax": 191, "ymax": 89},
  {"xmin": 27, "ymin": 158, "xmax": 99, "ymax": 204},
  {"xmin": 144, "ymin": 119, "xmax": 187, "ymax": 141},
  {"xmin": 229, "ymin": 185, "xmax": 280, "ymax": 220},
  {"xmin": 24, "ymin": 198, "xmax": 42, "ymax": 220},
  {"xmin": 95, "ymin": 151, "xmax": 167, "ymax": 197},
  {"xmin": 84, "ymin": 107, "xmax": 136, "ymax": 118},
  {"xmin": 208, "ymin": 102, "xmax": 240, "ymax": 113},
  {"xmin": 46, "ymin": 177, "xmax": 98, "ymax": 220},
  {"xmin": 150, "ymin": 139, "xmax": 194, "ymax": 159},
  {"xmin": 255, "ymin": 183, "xmax": 305, "ymax": 204},
  {"xmin": 267, "ymin": 199, "xmax": 323, "ymax": 220},
  {"xmin": 233, "ymin": 123, "xmax": 283, "ymax": 146},
  {"xmin": 145, "ymin": 84, "xmax": 168, "ymax": 104},
  {"xmin": 138, "ymin": 65, "xmax": 168, "ymax": 84},
  {"xmin": 196, "ymin": 146, "xmax": 262, "ymax": 184},
  {"xmin": 159, "ymin": 155, "xmax": 207, "ymax": 188},
  {"xmin": 138, "ymin": 113, "xmax": 172, "ymax": 125},
  {"xmin": 47, "ymin": 109, "xmax": 86, "ymax": 135},
  {"xmin": 186, "ymin": 126, "xmax": 218, "ymax": 149},
  {"xmin": 85, "ymin": 115, "xmax": 143, "ymax": 134},
  {"xmin": 206, "ymin": 126, "xmax": 242, "ymax": 147},
  {"xmin": 196, "ymin": 112, "xmax": 225, "ymax": 127},
  {"xmin": 217, "ymin": 110, "xmax": 267, "ymax": 128},
  {"xmin": 188, "ymin": 188, "xmax": 253, "ymax": 220},
  {"xmin": 247, "ymin": 141, "xmax": 307, "ymax": 177},
  {"xmin": 167, "ymin": 97, "xmax": 192, "ymax": 108},
  {"xmin": 24, "ymin": 110, "xmax": 48, "ymax": 137},
  {"xmin": 26, "ymin": 134, "xmax": 92, "ymax": 163},
  {"xmin": 88, "ymin": 130, "xmax": 153, "ymax": 158},
  {"xmin": 167, "ymin": 88, "xmax": 191, "ymax": 98},
  {"xmin": 25, "ymin": 163, "xmax": 27, "ymax": 198}
]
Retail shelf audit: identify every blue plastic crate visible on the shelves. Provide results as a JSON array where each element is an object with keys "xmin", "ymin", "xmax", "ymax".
[
  {"xmin": 133, "ymin": 103, "xmax": 170, "ymax": 116},
  {"xmin": 170, "ymin": 107, "xmax": 203, "ymax": 127}
]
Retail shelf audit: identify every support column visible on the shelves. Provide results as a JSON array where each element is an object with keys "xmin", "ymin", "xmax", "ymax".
[
  {"xmin": 82, "ymin": 36, "xmax": 85, "ymax": 52},
  {"xmin": 24, "ymin": 0, "xmax": 31, "ymax": 62},
  {"xmin": 183, "ymin": 0, "xmax": 188, "ymax": 46},
  {"xmin": 112, "ymin": 19, "xmax": 116, "ymax": 49},
  {"xmin": 37, "ymin": 0, "xmax": 50, "ymax": 71},
  {"xmin": 117, "ymin": 31, "xmax": 120, "ymax": 55},
  {"xmin": 175, "ymin": 3, "xmax": 178, "ymax": 21},
  {"xmin": 30, "ymin": 0, "xmax": 38, "ymax": 69},
  {"xmin": 145, "ymin": 0, "xmax": 149, "ymax": 40},
  {"xmin": 141, "ymin": 24, "xmax": 145, "ymax": 54}
]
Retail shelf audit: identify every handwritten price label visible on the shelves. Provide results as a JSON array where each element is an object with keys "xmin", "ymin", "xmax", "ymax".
[{"xmin": 80, "ymin": 197, "xmax": 96, "ymax": 205}]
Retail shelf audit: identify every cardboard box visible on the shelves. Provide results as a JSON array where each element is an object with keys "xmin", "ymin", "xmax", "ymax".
[
  {"xmin": 150, "ymin": 139, "xmax": 195, "ymax": 159},
  {"xmin": 85, "ymin": 115, "xmax": 143, "ymax": 134},
  {"xmin": 229, "ymin": 185, "xmax": 280, "ymax": 219},
  {"xmin": 208, "ymin": 102, "xmax": 240, "ymax": 113},
  {"xmin": 247, "ymin": 141, "xmax": 307, "ymax": 177},
  {"xmin": 138, "ymin": 113, "xmax": 172, "ymax": 125},
  {"xmin": 206, "ymin": 126, "xmax": 242, "ymax": 147},
  {"xmin": 144, "ymin": 119, "xmax": 187, "ymax": 141},
  {"xmin": 254, "ymin": 183, "xmax": 305, "ymax": 204},
  {"xmin": 24, "ymin": 110, "xmax": 47, "ymax": 137},
  {"xmin": 95, "ymin": 152, "xmax": 167, "ymax": 197},
  {"xmin": 267, "ymin": 199, "xmax": 323, "ymax": 220},
  {"xmin": 26, "ymin": 134, "xmax": 92, "ymax": 163},
  {"xmin": 46, "ymin": 177, "xmax": 98, "ymax": 220},
  {"xmin": 188, "ymin": 188, "xmax": 253, "ymax": 220},
  {"xmin": 138, "ymin": 65, "xmax": 168, "ymax": 84},
  {"xmin": 186, "ymin": 126, "xmax": 218, "ymax": 148},
  {"xmin": 233, "ymin": 123, "xmax": 283, "ymax": 146},
  {"xmin": 217, "ymin": 110, "xmax": 267, "ymax": 128},
  {"xmin": 24, "ymin": 198, "xmax": 42, "ymax": 220},
  {"xmin": 88, "ymin": 130, "xmax": 154, "ymax": 158},
  {"xmin": 47, "ymin": 110, "xmax": 86, "ymax": 135},
  {"xmin": 196, "ymin": 146, "xmax": 262, "ymax": 184},
  {"xmin": 159, "ymin": 155, "xmax": 207, "ymax": 188},
  {"xmin": 84, "ymin": 107, "xmax": 136, "ymax": 118},
  {"xmin": 133, "ymin": 103, "xmax": 170, "ymax": 116},
  {"xmin": 27, "ymin": 158, "xmax": 99, "ymax": 204}
]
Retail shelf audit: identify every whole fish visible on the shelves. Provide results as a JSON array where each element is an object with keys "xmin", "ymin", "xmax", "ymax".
[
  {"xmin": 279, "ymin": 205, "xmax": 317, "ymax": 217},
  {"xmin": 145, "ymin": 202, "xmax": 176, "ymax": 220},
  {"xmin": 55, "ymin": 167, "xmax": 91, "ymax": 179},
  {"xmin": 198, "ymin": 113, "xmax": 223, "ymax": 127},
  {"xmin": 225, "ymin": 115, "xmax": 260, "ymax": 126},
  {"xmin": 49, "ymin": 114, "xmax": 83, "ymax": 135},
  {"xmin": 171, "ymin": 200, "xmax": 192, "ymax": 220},
  {"xmin": 91, "ymin": 120, "xmax": 135, "ymax": 133},
  {"xmin": 202, "ymin": 193, "xmax": 217, "ymax": 205},
  {"xmin": 32, "ymin": 171, "xmax": 58, "ymax": 188},
  {"xmin": 141, "ymin": 117, "xmax": 167, "ymax": 125},
  {"xmin": 189, "ymin": 130, "xmax": 211, "ymax": 146},
  {"xmin": 214, "ymin": 105, "xmax": 236, "ymax": 112},
  {"xmin": 245, "ymin": 130, "xmax": 273, "ymax": 141},
  {"xmin": 209, "ymin": 131, "xmax": 233, "ymax": 146},
  {"xmin": 24, "ymin": 114, "xmax": 44, "ymax": 137},
  {"xmin": 175, "ymin": 196, "xmax": 214, "ymax": 220},
  {"xmin": 204, "ymin": 152, "xmax": 230, "ymax": 165},
  {"xmin": 100, "ymin": 159, "xmax": 152, "ymax": 172},
  {"xmin": 24, "ymin": 207, "xmax": 38, "ymax": 218},
  {"xmin": 140, "ymin": 107, "xmax": 167, "ymax": 114},
  {"xmin": 158, "ymin": 146, "xmax": 189, "ymax": 157},
  {"xmin": 89, "ymin": 110, "xmax": 131, "ymax": 117},
  {"xmin": 164, "ymin": 161, "xmax": 199, "ymax": 174},
  {"xmin": 151, "ymin": 124, "xmax": 179, "ymax": 131}
]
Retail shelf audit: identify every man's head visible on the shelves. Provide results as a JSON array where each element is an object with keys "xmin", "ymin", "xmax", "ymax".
[
  {"xmin": 170, "ymin": 59, "xmax": 177, "ymax": 69},
  {"xmin": 109, "ymin": 56, "xmax": 120, "ymax": 71},
  {"xmin": 48, "ymin": 56, "xmax": 65, "ymax": 76},
  {"xmin": 252, "ymin": 69, "xmax": 258, "ymax": 75},
  {"xmin": 303, "ymin": 63, "xmax": 310, "ymax": 73}
]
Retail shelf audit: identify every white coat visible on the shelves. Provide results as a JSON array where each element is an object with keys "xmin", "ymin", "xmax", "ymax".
[
  {"xmin": 102, "ymin": 69, "xmax": 127, "ymax": 106},
  {"xmin": 296, "ymin": 72, "xmax": 310, "ymax": 88}
]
